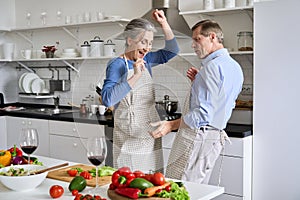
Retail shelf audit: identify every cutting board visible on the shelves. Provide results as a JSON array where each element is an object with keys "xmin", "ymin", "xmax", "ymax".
[
  {"xmin": 107, "ymin": 190, "xmax": 171, "ymax": 200},
  {"xmin": 47, "ymin": 164, "xmax": 111, "ymax": 187}
]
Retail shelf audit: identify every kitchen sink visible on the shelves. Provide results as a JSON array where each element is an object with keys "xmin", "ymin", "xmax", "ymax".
[{"xmin": 20, "ymin": 107, "xmax": 79, "ymax": 115}]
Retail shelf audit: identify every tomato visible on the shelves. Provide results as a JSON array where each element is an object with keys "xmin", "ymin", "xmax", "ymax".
[
  {"xmin": 74, "ymin": 193, "xmax": 83, "ymax": 200},
  {"xmin": 133, "ymin": 170, "xmax": 145, "ymax": 178},
  {"xmin": 165, "ymin": 185, "xmax": 171, "ymax": 192},
  {"xmin": 67, "ymin": 169, "xmax": 78, "ymax": 177},
  {"xmin": 144, "ymin": 174, "xmax": 153, "ymax": 182},
  {"xmin": 118, "ymin": 166, "xmax": 131, "ymax": 176},
  {"xmin": 80, "ymin": 171, "xmax": 92, "ymax": 180},
  {"xmin": 151, "ymin": 172, "xmax": 165, "ymax": 186},
  {"xmin": 72, "ymin": 189, "xmax": 79, "ymax": 196},
  {"xmin": 49, "ymin": 185, "xmax": 64, "ymax": 198}
]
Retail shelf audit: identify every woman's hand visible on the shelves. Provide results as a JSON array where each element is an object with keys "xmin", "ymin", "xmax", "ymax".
[
  {"xmin": 152, "ymin": 9, "xmax": 167, "ymax": 25},
  {"xmin": 187, "ymin": 67, "xmax": 199, "ymax": 82},
  {"xmin": 133, "ymin": 58, "xmax": 145, "ymax": 77}
]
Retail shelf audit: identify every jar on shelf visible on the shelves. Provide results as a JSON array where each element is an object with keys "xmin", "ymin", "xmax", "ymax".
[
  {"xmin": 237, "ymin": 31, "xmax": 253, "ymax": 51},
  {"xmin": 204, "ymin": 0, "xmax": 215, "ymax": 10}
]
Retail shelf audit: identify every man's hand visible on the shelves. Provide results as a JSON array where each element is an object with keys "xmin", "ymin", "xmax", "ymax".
[
  {"xmin": 187, "ymin": 67, "xmax": 199, "ymax": 82},
  {"xmin": 149, "ymin": 118, "xmax": 181, "ymax": 139}
]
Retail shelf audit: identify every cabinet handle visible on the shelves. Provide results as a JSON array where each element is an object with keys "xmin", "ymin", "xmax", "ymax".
[
  {"xmin": 22, "ymin": 121, "xmax": 26, "ymax": 125},
  {"xmin": 73, "ymin": 128, "xmax": 76, "ymax": 132},
  {"xmin": 73, "ymin": 143, "xmax": 77, "ymax": 147},
  {"xmin": 28, "ymin": 121, "xmax": 32, "ymax": 125}
]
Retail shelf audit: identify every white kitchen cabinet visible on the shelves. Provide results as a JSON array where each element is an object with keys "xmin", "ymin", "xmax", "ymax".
[
  {"xmin": 5, "ymin": 116, "xmax": 49, "ymax": 157},
  {"xmin": 49, "ymin": 120, "xmax": 104, "ymax": 165},
  {"xmin": 209, "ymin": 136, "xmax": 252, "ymax": 200},
  {"xmin": 0, "ymin": 116, "xmax": 7, "ymax": 149}
]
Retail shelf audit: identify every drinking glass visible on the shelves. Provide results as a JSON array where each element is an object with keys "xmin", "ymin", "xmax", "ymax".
[
  {"xmin": 19, "ymin": 128, "xmax": 39, "ymax": 165},
  {"xmin": 87, "ymin": 136, "xmax": 107, "ymax": 193}
]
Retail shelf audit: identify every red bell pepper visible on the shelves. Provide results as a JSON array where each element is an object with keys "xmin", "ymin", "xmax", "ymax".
[
  {"xmin": 8, "ymin": 145, "xmax": 22, "ymax": 157},
  {"xmin": 111, "ymin": 167, "xmax": 136, "ymax": 188},
  {"xmin": 115, "ymin": 188, "xmax": 144, "ymax": 199}
]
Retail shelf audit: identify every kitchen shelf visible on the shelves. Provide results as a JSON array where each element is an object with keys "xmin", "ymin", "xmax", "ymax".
[
  {"xmin": 0, "ymin": 56, "xmax": 114, "ymax": 63},
  {"xmin": 179, "ymin": 51, "xmax": 253, "ymax": 57},
  {"xmin": 9, "ymin": 18, "xmax": 130, "ymax": 32},
  {"xmin": 179, "ymin": 6, "xmax": 253, "ymax": 16},
  {"xmin": 19, "ymin": 94, "xmax": 55, "ymax": 99}
]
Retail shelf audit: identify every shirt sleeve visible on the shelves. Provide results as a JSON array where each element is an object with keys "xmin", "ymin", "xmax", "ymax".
[
  {"xmin": 101, "ymin": 58, "xmax": 132, "ymax": 107},
  {"xmin": 183, "ymin": 63, "xmax": 221, "ymax": 129},
  {"xmin": 145, "ymin": 38, "xmax": 179, "ymax": 68}
]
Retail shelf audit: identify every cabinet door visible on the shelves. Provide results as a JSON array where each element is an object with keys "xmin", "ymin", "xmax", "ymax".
[
  {"xmin": 209, "ymin": 155, "xmax": 244, "ymax": 196},
  {"xmin": 0, "ymin": 116, "xmax": 7, "ymax": 149},
  {"xmin": 6, "ymin": 116, "xmax": 49, "ymax": 156},
  {"xmin": 49, "ymin": 120, "xmax": 104, "ymax": 138},
  {"xmin": 50, "ymin": 134, "xmax": 90, "ymax": 165}
]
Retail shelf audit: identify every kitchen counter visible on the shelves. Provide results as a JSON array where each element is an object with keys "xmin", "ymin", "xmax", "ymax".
[
  {"xmin": 0, "ymin": 102, "xmax": 113, "ymax": 127},
  {"xmin": 0, "ymin": 156, "xmax": 224, "ymax": 200},
  {"xmin": 0, "ymin": 103, "xmax": 252, "ymax": 138}
]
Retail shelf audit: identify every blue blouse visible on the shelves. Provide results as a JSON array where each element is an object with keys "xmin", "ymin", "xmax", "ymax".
[{"xmin": 101, "ymin": 38, "xmax": 179, "ymax": 107}]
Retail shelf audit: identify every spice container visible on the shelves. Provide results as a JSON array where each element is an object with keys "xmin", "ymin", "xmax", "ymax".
[{"xmin": 237, "ymin": 31, "xmax": 253, "ymax": 51}]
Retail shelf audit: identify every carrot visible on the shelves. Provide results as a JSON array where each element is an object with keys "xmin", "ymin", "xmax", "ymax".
[{"xmin": 144, "ymin": 182, "xmax": 171, "ymax": 197}]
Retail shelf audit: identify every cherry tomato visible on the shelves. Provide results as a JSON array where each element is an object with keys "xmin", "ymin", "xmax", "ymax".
[
  {"xmin": 165, "ymin": 185, "xmax": 172, "ymax": 192},
  {"xmin": 151, "ymin": 172, "xmax": 165, "ymax": 186},
  {"xmin": 49, "ymin": 185, "xmax": 64, "ymax": 198},
  {"xmin": 74, "ymin": 193, "xmax": 83, "ymax": 200},
  {"xmin": 67, "ymin": 169, "xmax": 78, "ymax": 177},
  {"xmin": 133, "ymin": 170, "xmax": 145, "ymax": 178},
  {"xmin": 72, "ymin": 189, "xmax": 79, "ymax": 196},
  {"xmin": 80, "ymin": 171, "xmax": 92, "ymax": 180},
  {"xmin": 144, "ymin": 174, "xmax": 153, "ymax": 182}
]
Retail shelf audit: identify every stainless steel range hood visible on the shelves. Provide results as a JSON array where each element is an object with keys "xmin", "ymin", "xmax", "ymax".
[
  {"xmin": 142, "ymin": 0, "xmax": 192, "ymax": 39},
  {"xmin": 115, "ymin": 0, "xmax": 191, "ymax": 40}
]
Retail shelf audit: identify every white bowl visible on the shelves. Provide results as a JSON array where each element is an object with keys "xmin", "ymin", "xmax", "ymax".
[
  {"xmin": 63, "ymin": 48, "xmax": 76, "ymax": 53},
  {"xmin": 61, "ymin": 52, "xmax": 78, "ymax": 58},
  {"xmin": 0, "ymin": 164, "xmax": 48, "ymax": 191}
]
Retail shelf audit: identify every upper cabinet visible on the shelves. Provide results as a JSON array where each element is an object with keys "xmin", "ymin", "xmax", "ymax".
[{"xmin": 178, "ymin": 0, "xmax": 253, "ymax": 53}]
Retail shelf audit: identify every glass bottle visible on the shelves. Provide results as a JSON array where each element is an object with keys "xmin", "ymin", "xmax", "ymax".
[{"xmin": 237, "ymin": 31, "xmax": 253, "ymax": 51}]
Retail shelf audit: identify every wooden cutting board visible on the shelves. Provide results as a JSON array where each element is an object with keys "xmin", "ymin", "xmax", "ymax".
[
  {"xmin": 47, "ymin": 164, "xmax": 111, "ymax": 187},
  {"xmin": 107, "ymin": 190, "xmax": 171, "ymax": 200}
]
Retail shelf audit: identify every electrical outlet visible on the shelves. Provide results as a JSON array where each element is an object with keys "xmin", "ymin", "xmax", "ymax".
[{"xmin": 241, "ymin": 84, "xmax": 253, "ymax": 95}]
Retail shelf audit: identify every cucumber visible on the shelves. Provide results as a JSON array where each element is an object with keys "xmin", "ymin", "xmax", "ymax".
[
  {"xmin": 68, "ymin": 176, "xmax": 87, "ymax": 192},
  {"xmin": 129, "ymin": 178, "xmax": 154, "ymax": 190}
]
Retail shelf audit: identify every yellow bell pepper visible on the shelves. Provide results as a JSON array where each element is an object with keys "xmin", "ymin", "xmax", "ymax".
[{"xmin": 0, "ymin": 150, "xmax": 12, "ymax": 167}]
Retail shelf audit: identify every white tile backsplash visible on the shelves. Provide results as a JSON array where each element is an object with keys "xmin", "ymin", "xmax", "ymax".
[{"xmin": 0, "ymin": 54, "xmax": 253, "ymax": 107}]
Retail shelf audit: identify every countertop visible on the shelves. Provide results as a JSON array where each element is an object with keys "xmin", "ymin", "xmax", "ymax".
[
  {"xmin": 0, "ymin": 156, "xmax": 224, "ymax": 200},
  {"xmin": 0, "ymin": 103, "xmax": 252, "ymax": 138}
]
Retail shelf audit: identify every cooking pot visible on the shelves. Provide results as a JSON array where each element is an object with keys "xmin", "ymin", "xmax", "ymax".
[{"xmin": 156, "ymin": 95, "xmax": 178, "ymax": 115}]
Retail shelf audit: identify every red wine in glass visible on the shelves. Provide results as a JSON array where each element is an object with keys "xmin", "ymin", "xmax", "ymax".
[
  {"xmin": 87, "ymin": 136, "xmax": 107, "ymax": 194},
  {"xmin": 88, "ymin": 155, "xmax": 105, "ymax": 166},
  {"xmin": 21, "ymin": 146, "xmax": 38, "ymax": 154},
  {"xmin": 19, "ymin": 128, "xmax": 39, "ymax": 166}
]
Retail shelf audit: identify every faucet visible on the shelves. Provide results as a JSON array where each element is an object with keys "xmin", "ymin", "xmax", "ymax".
[{"xmin": 53, "ymin": 96, "xmax": 60, "ymax": 110}]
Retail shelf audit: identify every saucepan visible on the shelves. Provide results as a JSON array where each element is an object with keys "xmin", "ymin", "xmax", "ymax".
[{"xmin": 155, "ymin": 95, "xmax": 178, "ymax": 115}]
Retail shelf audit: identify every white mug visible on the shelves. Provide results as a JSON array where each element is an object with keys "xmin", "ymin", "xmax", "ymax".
[
  {"xmin": 21, "ymin": 49, "xmax": 32, "ymax": 59},
  {"xmin": 2, "ymin": 43, "xmax": 15, "ymax": 60},
  {"xmin": 98, "ymin": 105, "xmax": 107, "ymax": 115},
  {"xmin": 90, "ymin": 105, "xmax": 98, "ymax": 114}
]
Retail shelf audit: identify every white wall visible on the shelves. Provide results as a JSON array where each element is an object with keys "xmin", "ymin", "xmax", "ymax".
[{"xmin": 253, "ymin": 0, "xmax": 300, "ymax": 199}]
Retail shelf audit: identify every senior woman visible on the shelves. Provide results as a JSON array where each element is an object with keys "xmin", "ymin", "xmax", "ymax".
[{"xmin": 101, "ymin": 9, "xmax": 179, "ymax": 172}]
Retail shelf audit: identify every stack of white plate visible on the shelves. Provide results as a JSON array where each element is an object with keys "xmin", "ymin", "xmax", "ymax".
[
  {"xmin": 60, "ymin": 48, "xmax": 79, "ymax": 58},
  {"xmin": 19, "ymin": 73, "xmax": 46, "ymax": 94}
]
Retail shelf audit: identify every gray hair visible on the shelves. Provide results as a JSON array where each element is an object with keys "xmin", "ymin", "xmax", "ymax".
[{"xmin": 123, "ymin": 18, "xmax": 156, "ymax": 48}]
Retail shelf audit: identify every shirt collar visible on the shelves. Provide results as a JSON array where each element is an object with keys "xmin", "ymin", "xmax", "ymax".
[{"xmin": 201, "ymin": 48, "xmax": 229, "ymax": 66}]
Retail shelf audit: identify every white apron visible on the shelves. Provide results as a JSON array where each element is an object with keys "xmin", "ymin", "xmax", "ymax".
[
  {"xmin": 113, "ymin": 57, "xmax": 163, "ymax": 173},
  {"xmin": 166, "ymin": 90, "xmax": 229, "ymax": 184}
]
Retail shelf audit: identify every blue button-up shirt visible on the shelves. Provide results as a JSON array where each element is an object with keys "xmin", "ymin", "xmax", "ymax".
[{"xmin": 183, "ymin": 48, "xmax": 244, "ymax": 130}]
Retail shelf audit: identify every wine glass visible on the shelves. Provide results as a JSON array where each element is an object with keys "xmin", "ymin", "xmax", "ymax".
[
  {"xmin": 87, "ymin": 136, "xmax": 107, "ymax": 194},
  {"xmin": 19, "ymin": 128, "xmax": 39, "ymax": 165}
]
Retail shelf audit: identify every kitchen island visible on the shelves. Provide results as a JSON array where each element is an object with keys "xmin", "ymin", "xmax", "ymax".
[{"xmin": 0, "ymin": 156, "xmax": 224, "ymax": 200}]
